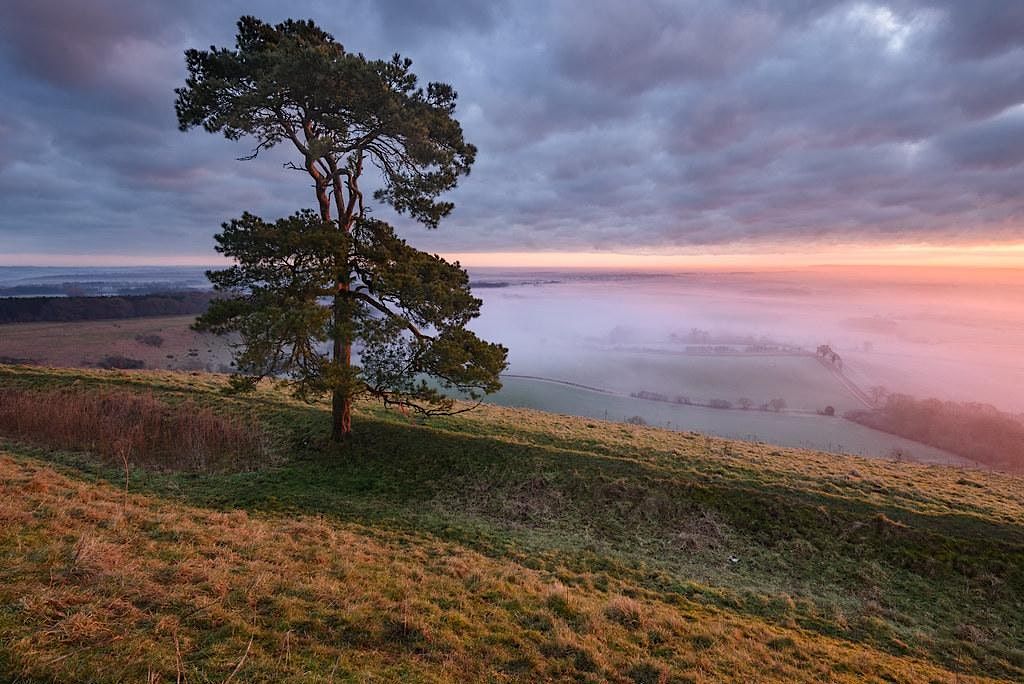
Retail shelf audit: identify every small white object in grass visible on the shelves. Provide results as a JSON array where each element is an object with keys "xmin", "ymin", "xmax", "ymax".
[{"xmin": 729, "ymin": 556, "xmax": 740, "ymax": 564}]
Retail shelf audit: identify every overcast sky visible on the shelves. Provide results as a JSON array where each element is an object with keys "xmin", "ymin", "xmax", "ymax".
[{"xmin": 1, "ymin": 0, "xmax": 1023, "ymax": 263}]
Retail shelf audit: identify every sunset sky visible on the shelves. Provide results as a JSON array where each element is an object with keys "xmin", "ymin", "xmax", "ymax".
[{"xmin": 1, "ymin": 1, "xmax": 1023, "ymax": 268}]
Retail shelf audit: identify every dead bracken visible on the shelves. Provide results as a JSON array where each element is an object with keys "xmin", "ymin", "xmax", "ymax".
[{"xmin": 0, "ymin": 386, "xmax": 267, "ymax": 472}]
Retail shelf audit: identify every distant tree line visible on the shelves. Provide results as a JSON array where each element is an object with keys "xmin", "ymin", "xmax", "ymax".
[
  {"xmin": 0, "ymin": 291, "xmax": 216, "ymax": 324},
  {"xmin": 667, "ymin": 328, "xmax": 803, "ymax": 353},
  {"xmin": 630, "ymin": 390, "xmax": 787, "ymax": 412},
  {"xmin": 0, "ymin": 282, "xmax": 205, "ymax": 297},
  {"xmin": 847, "ymin": 394, "xmax": 1024, "ymax": 472}
]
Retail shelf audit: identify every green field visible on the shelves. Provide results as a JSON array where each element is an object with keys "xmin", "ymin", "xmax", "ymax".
[
  {"xmin": 488, "ymin": 376, "xmax": 966, "ymax": 464},
  {"xmin": 530, "ymin": 349, "xmax": 865, "ymax": 412},
  {"xmin": 1, "ymin": 365, "xmax": 1022, "ymax": 682}
]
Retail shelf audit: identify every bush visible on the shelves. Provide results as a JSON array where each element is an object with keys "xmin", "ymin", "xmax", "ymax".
[
  {"xmin": 0, "ymin": 387, "xmax": 267, "ymax": 472},
  {"xmin": 625, "ymin": 416, "xmax": 647, "ymax": 426},
  {"xmin": 97, "ymin": 355, "xmax": 146, "ymax": 370},
  {"xmin": 708, "ymin": 399, "xmax": 733, "ymax": 409},
  {"xmin": 887, "ymin": 446, "xmax": 911, "ymax": 462},
  {"xmin": 134, "ymin": 334, "xmax": 165, "ymax": 348}
]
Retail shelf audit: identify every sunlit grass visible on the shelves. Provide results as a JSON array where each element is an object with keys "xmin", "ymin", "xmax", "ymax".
[{"xmin": 0, "ymin": 365, "xmax": 1021, "ymax": 681}]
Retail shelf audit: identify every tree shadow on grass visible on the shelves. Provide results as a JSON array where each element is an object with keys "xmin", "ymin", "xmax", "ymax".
[{"xmin": 4, "ymin": 366, "xmax": 1024, "ymax": 678}]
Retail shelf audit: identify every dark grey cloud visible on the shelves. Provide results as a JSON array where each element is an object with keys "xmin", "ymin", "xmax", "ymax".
[
  {"xmin": 553, "ymin": 1, "xmax": 781, "ymax": 95},
  {"xmin": 931, "ymin": 0, "xmax": 1024, "ymax": 61},
  {"xmin": 0, "ymin": 0, "xmax": 1022, "ymax": 260},
  {"xmin": 939, "ymin": 107, "xmax": 1024, "ymax": 169},
  {"xmin": 0, "ymin": 0, "xmax": 172, "ymax": 88}
]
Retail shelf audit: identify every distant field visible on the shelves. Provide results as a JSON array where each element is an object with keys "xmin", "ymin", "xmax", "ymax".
[
  {"xmin": 488, "ymin": 376, "xmax": 968, "ymax": 465},
  {"xmin": 0, "ymin": 316, "xmax": 965, "ymax": 462},
  {"xmin": 521, "ymin": 348, "xmax": 865, "ymax": 412},
  {"xmin": 843, "ymin": 349, "xmax": 1024, "ymax": 413},
  {"xmin": 0, "ymin": 315, "xmax": 233, "ymax": 372}
]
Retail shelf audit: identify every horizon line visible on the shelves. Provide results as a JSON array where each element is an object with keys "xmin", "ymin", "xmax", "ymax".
[{"xmin": 2, "ymin": 242, "xmax": 1023, "ymax": 270}]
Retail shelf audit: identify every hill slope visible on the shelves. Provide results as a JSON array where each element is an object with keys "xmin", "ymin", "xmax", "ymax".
[{"xmin": 1, "ymin": 366, "xmax": 1022, "ymax": 682}]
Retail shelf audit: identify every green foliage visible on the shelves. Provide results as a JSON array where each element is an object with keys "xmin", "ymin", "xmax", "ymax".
[
  {"xmin": 174, "ymin": 16, "xmax": 476, "ymax": 227},
  {"xmin": 175, "ymin": 17, "xmax": 505, "ymax": 432},
  {"xmin": 197, "ymin": 212, "xmax": 506, "ymax": 411}
]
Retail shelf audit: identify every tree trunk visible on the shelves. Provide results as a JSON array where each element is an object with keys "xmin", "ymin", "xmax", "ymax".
[
  {"xmin": 331, "ymin": 386, "xmax": 352, "ymax": 441},
  {"xmin": 311, "ymin": 172, "xmax": 355, "ymax": 442},
  {"xmin": 330, "ymin": 290, "xmax": 353, "ymax": 441},
  {"xmin": 328, "ymin": 156, "xmax": 357, "ymax": 441}
]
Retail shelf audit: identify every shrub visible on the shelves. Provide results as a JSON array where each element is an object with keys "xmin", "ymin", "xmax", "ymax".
[
  {"xmin": 887, "ymin": 447, "xmax": 912, "ymax": 462},
  {"xmin": 625, "ymin": 416, "xmax": 647, "ymax": 426},
  {"xmin": 0, "ymin": 387, "xmax": 267, "ymax": 472},
  {"xmin": 708, "ymin": 399, "xmax": 733, "ymax": 410},
  {"xmin": 134, "ymin": 333, "xmax": 165, "ymax": 348},
  {"xmin": 96, "ymin": 355, "xmax": 146, "ymax": 370}
]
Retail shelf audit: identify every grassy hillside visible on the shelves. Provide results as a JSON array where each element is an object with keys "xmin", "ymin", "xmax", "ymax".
[{"xmin": 1, "ymin": 365, "xmax": 1022, "ymax": 682}]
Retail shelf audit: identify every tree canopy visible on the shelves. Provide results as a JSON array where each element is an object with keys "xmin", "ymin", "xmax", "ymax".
[
  {"xmin": 175, "ymin": 16, "xmax": 506, "ymax": 439},
  {"xmin": 175, "ymin": 17, "xmax": 475, "ymax": 228}
]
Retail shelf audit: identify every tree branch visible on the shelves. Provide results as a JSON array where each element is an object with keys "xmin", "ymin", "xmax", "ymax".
[
  {"xmin": 351, "ymin": 291, "xmax": 433, "ymax": 341},
  {"xmin": 237, "ymin": 137, "xmax": 273, "ymax": 161}
]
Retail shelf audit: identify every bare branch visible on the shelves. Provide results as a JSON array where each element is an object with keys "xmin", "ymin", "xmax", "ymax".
[{"xmin": 237, "ymin": 137, "xmax": 274, "ymax": 162}]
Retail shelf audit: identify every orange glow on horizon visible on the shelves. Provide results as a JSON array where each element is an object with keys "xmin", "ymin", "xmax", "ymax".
[
  {"xmin": 442, "ymin": 242, "xmax": 1024, "ymax": 270},
  {"xmin": 2, "ymin": 243, "xmax": 1023, "ymax": 270}
]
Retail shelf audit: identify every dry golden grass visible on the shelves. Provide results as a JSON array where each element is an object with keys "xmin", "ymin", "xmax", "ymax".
[
  {"xmin": 0, "ymin": 386, "xmax": 267, "ymax": 472},
  {"xmin": 0, "ymin": 365, "xmax": 1021, "ymax": 681},
  {"xmin": 0, "ymin": 453, "xmax": 1002, "ymax": 683},
  {"xmin": 449, "ymin": 401, "xmax": 1024, "ymax": 523}
]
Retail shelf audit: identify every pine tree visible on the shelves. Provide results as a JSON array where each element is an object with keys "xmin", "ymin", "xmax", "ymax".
[{"xmin": 175, "ymin": 17, "xmax": 507, "ymax": 439}]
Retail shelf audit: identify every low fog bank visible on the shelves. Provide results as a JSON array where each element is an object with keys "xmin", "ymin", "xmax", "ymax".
[
  {"xmin": 0, "ymin": 266, "xmax": 212, "ymax": 297},
  {"xmin": 468, "ymin": 266, "xmax": 1024, "ymax": 415}
]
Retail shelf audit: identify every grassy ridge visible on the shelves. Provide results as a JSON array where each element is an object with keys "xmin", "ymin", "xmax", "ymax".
[{"xmin": 1, "ymin": 365, "xmax": 1022, "ymax": 682}]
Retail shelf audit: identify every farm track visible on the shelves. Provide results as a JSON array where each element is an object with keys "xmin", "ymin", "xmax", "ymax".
[
  {"xmin": 500, "ymin": 373, "xmax": 619, "ymax": 395},
  {"xmin": 814, "ymin": 356, "xmax": 874, "ymax": 408}
]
